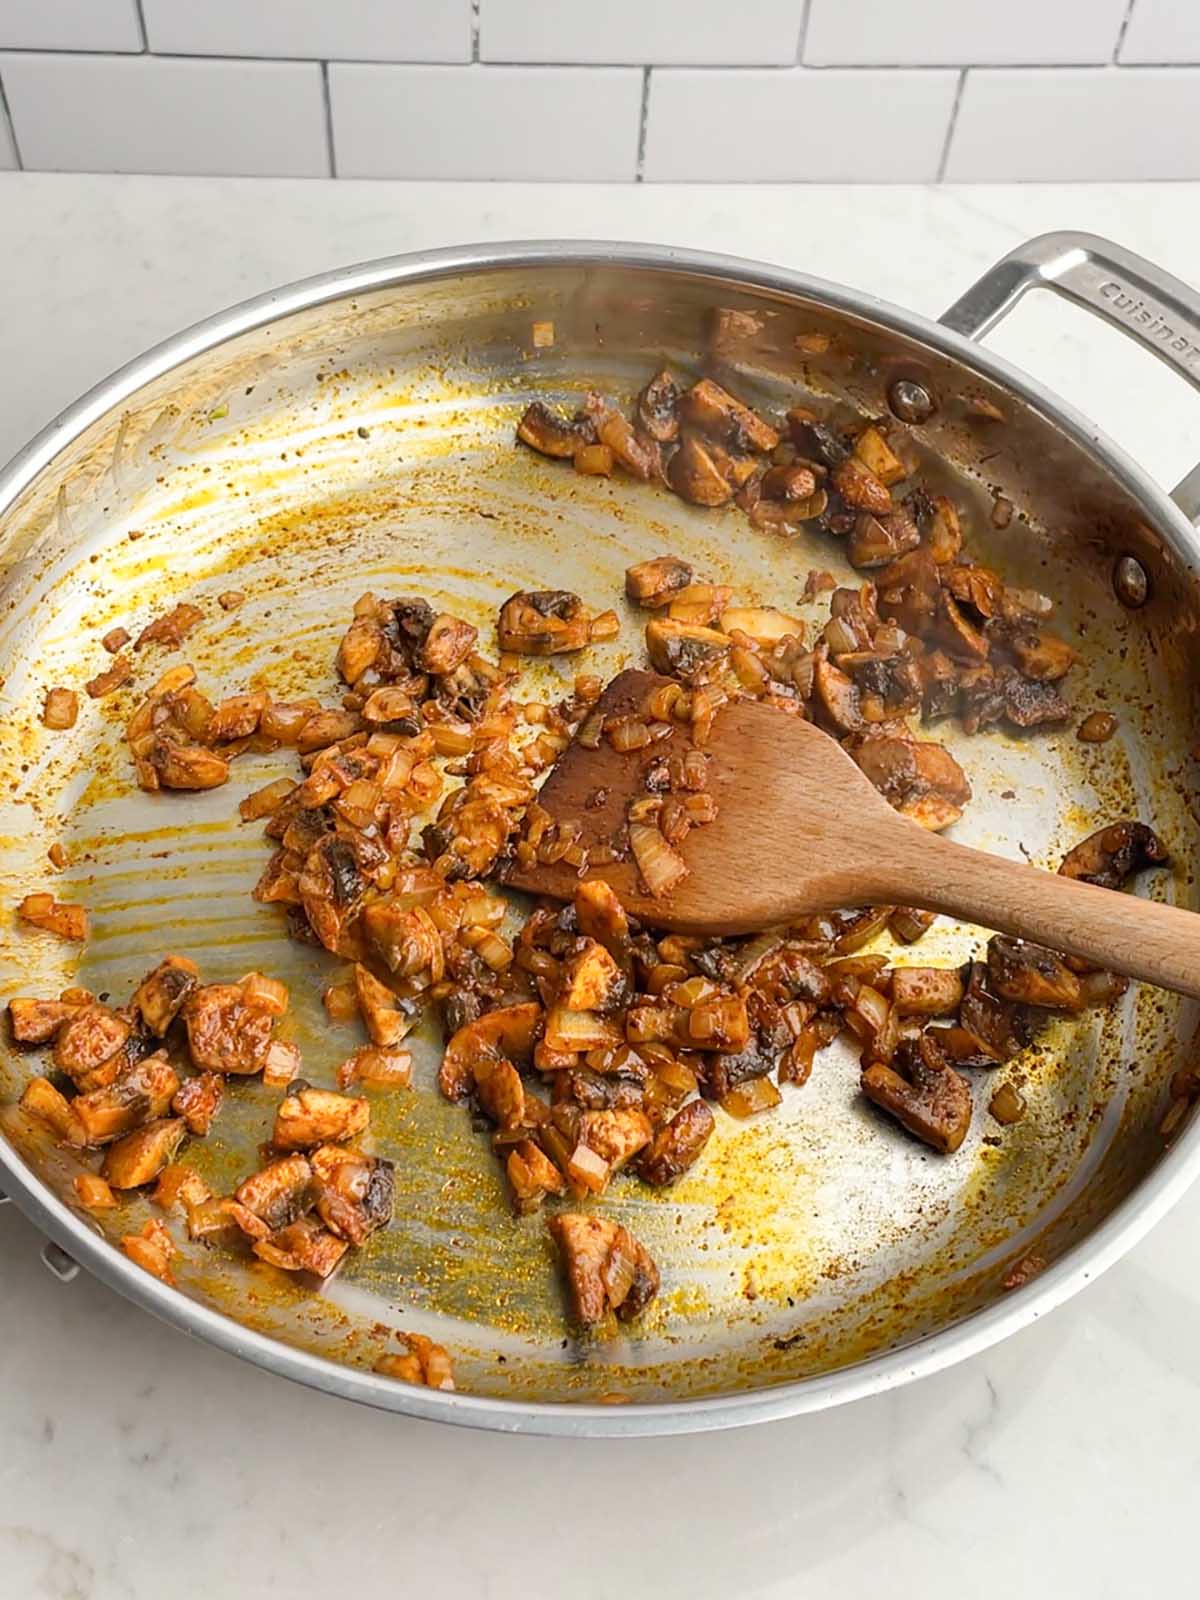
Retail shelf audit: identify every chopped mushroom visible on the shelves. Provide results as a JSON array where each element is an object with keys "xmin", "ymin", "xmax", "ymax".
[
  {"xmin": 8, "ymin": 996, "xmax": 84, "ymax": 1044},
  {"xmin": 271, "ymin": 1086, "xmax": 370, "ymax": 1151},
  {"xmin": 636, "ymin": 370, "xmax": 682, "ymax": 443},
  {"xmin": 548, "ymin": 1211, "xmax": 661, "ymax": 1326},
  {"xmin": 679, "ymin": 378, "xmax": 779, "ymax": 454},
  {"xmin": 958, "ymin": 961, "xmax": 1040, "ymax": 1062},
  {"xmin": 625, "ymin": 555, "xmax": 693, "ymax": 610},
  {"xmin": 439, "ymin": 1001, "xmax": 540, "ymax": 1101},
  {"xmin": 183, "ymin": 983, "xmax": 274, "ymax": 1074},
  {"xmin": 72, "ymin": 1051, "xmax": 180, "ymax": 1145},
  {"xmin": 516, "ymin": 400, "xmax": 596, "ymax": 459},
  {"xmin": 310, "ymin": 1143, "xmax": 394, "ymax": 1244},
  {"xmin": 135, "ymin": 601, "xmax": 203, "ymax": 651},
  {"xmin": 849, "ymin": 734, "xmax": 971, "ymax": 830},
  {"xmin": 861, "ymin": 1032, "xmax": 972, "ymax": 1153},
  {"xmin": 253, "ymin": 1216, "xmax": 348, "ymax": 1278},
  {"xmin": 498, "ymin": 590, "xmax": 591, "ymax": 655},
  {"xmin": 130, "ymin": 954, "xmax": 199, "ymax": 1035},
  {"xmin": 667, "ymin": 433, "xmax": 737, "ymax": 506},
  {"xmin": 171, "ymin": 1072, "xmax": 224, "ymax": 1136},
  {"xmin": 234, "ymin": 1153, "xmax": 313, "ymax": 1231},
  {"xmin": 637, "ymin": 1099, "xmax": 715, "ymax": 1186},
  {"xmin": 890, "ymin": 967, "xmax": 966, "ymax": 1016},
  {"xmin": 1059, "ymin": 821, "xmax": 1169, "ymax": 889},
  {"xmin": 987, "ymin": 936, "xmax": 1083, "ymax": 1011},
  {"xmin": 53, "ymin": 1004, "xmax": 132, "ymax": 1086},
  {"xmin": 101, "ymin": 1118, "xmax": 186, "ymax": 1188}
]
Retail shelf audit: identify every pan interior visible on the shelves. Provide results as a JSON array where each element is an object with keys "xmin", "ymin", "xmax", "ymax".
[{"xmin": 1, "ymin": 258, "xmax": 1197, "ymax": 1408}]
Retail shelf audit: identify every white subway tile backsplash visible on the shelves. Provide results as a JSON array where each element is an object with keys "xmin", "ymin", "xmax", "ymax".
[
  {"xmin": 329, "ymin": 64, "xmax": 642, "ymax": 180},
  {"xmin": 2, "ymin": 53, "xmax": 329, "ymax": 177},
  {"xmin": 142, "ymin": 0, "xmax": 472, "ymax": 64},
  {"xmin": 643, "ymin": 67, "xmax": 957, "ymax": 181},
  {"xmin": 1120, "ymin": 2, "xmax": 1200, "ymax": 64},
  {"xmin": 946, "ymin": 66, "xmax": 1200, "ymax": 180},
  {"xmin": 804, "ymin": 0, "xmax": 1128, "ymax": 65},
  {"xmin": 481, "ymin": 0, "xmax": 801, "ymax": 65},
  {"xmin": 0, "ymin": 0, "xmax": 142, "ymax": 53}
]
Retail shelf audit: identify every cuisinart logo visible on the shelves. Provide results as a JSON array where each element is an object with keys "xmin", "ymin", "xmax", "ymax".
[{"xmin": 1100, "ymin": 281, "xmax": 1200, "ymax": 366}]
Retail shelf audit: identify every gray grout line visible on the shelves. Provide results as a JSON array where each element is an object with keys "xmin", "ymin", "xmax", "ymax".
[
  {"xmin": 936, "ymin": 68, "xmax": 968, "ymax": 183},
  {"xmin": 0, "ymin": 71, "xmax": 22, "ymax": 170},
  {"xmin": 321, "ymin": 60, "xmax": 336, "ymax": 178},
  {"xmin": 1114, "ymin": 0, "xmax": 1138, "ymax": 62},
  {"xmin": 796, "ymin": 0, "xmax": 814, "ymax": 64},
  {"xmin": 635, "ymin": 66, "xmax": 650, "ymax": 182}
]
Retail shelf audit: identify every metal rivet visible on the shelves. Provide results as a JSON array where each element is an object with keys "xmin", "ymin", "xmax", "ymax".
[
  {"xmin": 41, "ymin": 1240, "xmax": 80, "ymax": 1283},
  {"xmin": 1113, "ymin": 555, "xmax": 1149, "ymax": 609},
  {"xmin": 888, "ymin": 378, "xmax": 935, "ymax": 424}
]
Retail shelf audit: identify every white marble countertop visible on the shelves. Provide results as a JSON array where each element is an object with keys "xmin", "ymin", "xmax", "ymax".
[{"xmin": 2, "ymin": 174, "xmax": 1200, "ymax": 1600}]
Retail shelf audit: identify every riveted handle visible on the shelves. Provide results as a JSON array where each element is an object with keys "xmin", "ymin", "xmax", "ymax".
[{"xmin": 941, "ymin": 231, "xmax": 1200, "ymax": 526}]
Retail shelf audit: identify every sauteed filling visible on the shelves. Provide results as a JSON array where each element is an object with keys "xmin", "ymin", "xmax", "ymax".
[{"xmin": 9, "ymin": 371, "xmax": 1181, "ymax": 1347}]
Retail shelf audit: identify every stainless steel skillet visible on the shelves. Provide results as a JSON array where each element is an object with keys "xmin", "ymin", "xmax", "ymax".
[{"xmin": 1, "ymin": 231, "xmax": 1199, "ymax": 1436}]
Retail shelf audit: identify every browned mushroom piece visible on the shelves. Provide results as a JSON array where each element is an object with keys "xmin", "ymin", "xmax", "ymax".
[
  {"xmin": 207, "ymin": 693, "xmax": 266, "ymax": 742},
  {"xmin": 644, "ymin": 616, "xmax": 730, "ymax": 680},
  {"xmin": 548, "ymin": 1211, "xmax": 661, "ymax": 1325},
  {"xmin": 149, "ymin": 740, "xmax": 231, "ymax": 791},
  {"xmin": 679, "ymin": 378, "xmax": 779, "ymax": 454},
  {"xmin": 1001, "ymin": 625, "xmax": 1076, "ymax": 682},
  {"xmin": 310, "ymin": 1143, "xmax": 394, "ymax": 1245},
  {"xmin": 101, "ymin": 1118, "xmax": 187, "ymax": 1188},
  {"xmin": 498, "ymin": 590, "xmax": 591, "ymax": 655},
  {"xmin": 298, "ymin": 835, "xmax": 369, "ymax": 951},
  {"xmin": 506, "ymin": 1139, "xmax": 566, "ymax": 1208},
  {"xmin": 171, "ymin": 1071, "xmax": 224, "ymax": 1136},
  {"xmin": 760, "ymin": 460, "xmax": 820, "ymax": 503},
  {"xmin": 637, "ymin": 1098, "xmax": 716, "ymax": 1186},
  {"xmin": 813, "ymin": 650, "xmax": 865, "ymax": 734},
  {"xmin": 253, "ymin": 1216, "xmax": 348, "ymax": 1278},
  {"xmin": 183, "ymin": 983, "xmax": 274, "ymax": 1075},
  {"xmin": 997, "ymin": 667, "xmax": 1071, "ymax": 729},
  {"xmin": 234, "ymin": 1152, "xmax": 314, "ymax": 1231},
  {"xmin": 958, "ymin": 961, "xmax": 1041, "ymax": 1062},
  {"xmin": 439, "ymin": 1000, "xmax": 541, "ymax": 1101},
  {"xmin": 890, "ymin": 967, "xmax": 966, "ymax": 1016},
  {"xmin": 420, "ymin": 613, "xmax": 478, "ymax": 676},
  {"xmin": 666, "ymin": 433, "xmax": 738, "ymax": 506},
  {"xmin": 636, "ymin": 370, "xmax": 682, "ymax": 443},
  {"xmin": 624, "ymin": 555, "xmax": 694, "ymax": 609},
  {"xmin": 1059, "ymin": 821, "xmax": 1169, "ymax": 890},
  {"xmin": 560, "ymin": 938, "xmax": 624, "ymax": 1011},
  {"xmin": 876, "ymin": 546, "xmax": 941, "ymax": 637},
  {"xmin": 945, "ymin": 562, "xmax": 1004, "ymax": 620},
  {"xmin": 986, "ymin": 935, "xmax": 1083, "ymax": 1011},
  {"xmin": 53, "ymin": 1003, "xmax": 133, "ymax": 1086},
  {"xmin": 848, "ymin": 733, "xmax": 971, "ymax": 831},
  {"xmin": 72, "ymin": 1051, "xmax": 180, "ymax": 1146},
  {"xmin": 271, "ymin": 1086, "xmax": 370, "ymax": 1151},
  {"xmin": 130, "ymin": 954, "xmax": 200, "ymax": 1036},
  {"xmin": 577, "ymin": 1106, "xmax": 654, "ymax": 1171},
  {"xmin": 583, "ymin": 397, "xmax": 662, "ymax": 480},
  {"xmin": 933, "ymin": 592, "xmax": 990, "ymax": 663},
  {"xmin": 847, "ymin": 507, "xmax": 920, "ymax": 570},
  {"xmin": 832, "ymin": 456, "xmax": 892, "ymax": 515},
  {"xmin": 516, "ymin": 400, "xmax": 596, "ymax": 459},
  {"xmin": 8, "ymin": 996, "xmax": 85, "ymax": 1045},
  {"xmin": 861, "ymin": 1032, "xmax": 972, "ymax": 1153}
]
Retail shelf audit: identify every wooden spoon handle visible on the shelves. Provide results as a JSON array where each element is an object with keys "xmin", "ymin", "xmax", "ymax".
[{"xmin": 879, "ymin": 831, "xmax": 1200, "ymax": 998}]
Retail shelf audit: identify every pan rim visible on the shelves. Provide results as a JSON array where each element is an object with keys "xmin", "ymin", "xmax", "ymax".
[{"xmin": 2, "ymin": 237, "xmax": 1198, "ymax": 1436}]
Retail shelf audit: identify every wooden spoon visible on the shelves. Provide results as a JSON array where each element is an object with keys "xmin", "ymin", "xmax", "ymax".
[{"xmin": 506, "ymin": 670, "xmax": 1200, "ymax": 998}]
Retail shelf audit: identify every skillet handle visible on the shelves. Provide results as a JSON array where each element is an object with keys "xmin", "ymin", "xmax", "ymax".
[{"xmin": 940, "ymin": 230, "xmax": 1200, "ymax": 526}]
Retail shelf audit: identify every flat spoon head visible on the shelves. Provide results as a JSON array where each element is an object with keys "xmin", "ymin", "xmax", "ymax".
[{"xmin": 504, "ymin": 669, "xmax": 912, "ymax": 933}]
